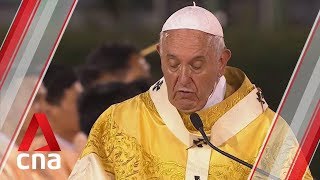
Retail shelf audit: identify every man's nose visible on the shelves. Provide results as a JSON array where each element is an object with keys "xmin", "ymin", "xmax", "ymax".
[{"xmin": 178, "ymin": 66, "xmax": 192, "ymax": 85}]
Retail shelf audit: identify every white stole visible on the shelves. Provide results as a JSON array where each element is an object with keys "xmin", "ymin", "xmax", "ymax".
[{"xmin": 149, "ymin": 78, "xmax": 268, "ymax": 180}]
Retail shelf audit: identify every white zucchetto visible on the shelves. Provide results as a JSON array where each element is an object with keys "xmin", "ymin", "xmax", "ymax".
[{"xmin": 162, "ymin": 4, "xmax": 223, "ymax": 37}]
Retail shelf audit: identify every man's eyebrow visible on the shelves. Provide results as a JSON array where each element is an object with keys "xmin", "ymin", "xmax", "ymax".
[
  {"xmin": 166, "ymin": 54, "xmax": 177, "ymax": 59},
  {"xmin": 192, "ymin": 56, "xmax": 206, "ymax": 61}
]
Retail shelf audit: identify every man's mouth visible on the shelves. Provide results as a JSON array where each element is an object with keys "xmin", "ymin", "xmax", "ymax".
[
  {"xmin": 177, "ymin": 88, "xmax": 194, "ymax": 93},
  {"xmin": 176, "ymin": 90, "xmax": 195, "ymax": 98}
]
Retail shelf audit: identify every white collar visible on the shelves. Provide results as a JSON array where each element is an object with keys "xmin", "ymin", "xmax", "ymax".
[{"xmin": 202, "ymin": 76, "xmax": 226, "ymax": 110}]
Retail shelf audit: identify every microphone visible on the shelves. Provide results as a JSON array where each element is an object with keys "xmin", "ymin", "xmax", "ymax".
[{"xmin": 190, "ymin": 113, "xmax": 279, "ymax": 180}]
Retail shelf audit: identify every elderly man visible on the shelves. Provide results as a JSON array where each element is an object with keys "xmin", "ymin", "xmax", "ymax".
[{"xmin": 69, "ymin": 5, "xmax": 312, "ymax": 180}]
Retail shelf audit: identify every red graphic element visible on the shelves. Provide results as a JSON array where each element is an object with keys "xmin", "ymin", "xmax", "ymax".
[
  {"xmin": 0, "ymin": 0, "xmax": 41, "ymax": 90},
  {"xmin": 18, "ymin": 113, "xmax": 61, "ymax": 151},
  {"xmin": 249, "ymin": 15, "xmax": 320, "ymax": 179},
  {"xmin": 0, "ymin": 0, "xmax": 78, "ymax": 169},
  {"xmin": 287, "ymin": 101, "xmax": 320, "ymax": 180}
]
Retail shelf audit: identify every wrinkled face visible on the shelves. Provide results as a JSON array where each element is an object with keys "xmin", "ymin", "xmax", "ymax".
[{"xmin": 158, "ymin": 29, "xmax": 230, "ymax": 113}]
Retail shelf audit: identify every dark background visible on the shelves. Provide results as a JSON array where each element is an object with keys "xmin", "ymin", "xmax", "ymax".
[{"xmin": 1, "ymin": 0, "xmax": 319, "ymax": 178}]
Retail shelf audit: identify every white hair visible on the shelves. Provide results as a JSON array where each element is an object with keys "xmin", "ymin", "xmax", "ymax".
[
  {"xmin": 159, "ymin": 31, "xmax": 226, "ymax": 59},
  {"xmin": 207, "ymin": 35, "xmax": 225, "ymax": 59}
]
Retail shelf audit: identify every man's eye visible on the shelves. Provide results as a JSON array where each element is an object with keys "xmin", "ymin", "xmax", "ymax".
[
  {"xmin": 192, "ymin": 62, "xmax": 202, "ymax": 70},
  {"xmin": 168, "ymin": 59, "xmax": 179, "ymax": 69},
  {"xmin": 192, "ymin": 65, "xmax": 201, "ymax": 70},
  {"xmin": 170, "ymin": 63, "xmax": 179, "ymax": 68}
]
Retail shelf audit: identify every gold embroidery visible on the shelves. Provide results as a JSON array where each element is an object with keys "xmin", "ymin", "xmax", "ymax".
[
  {"xmin": 81, "ymin": 110, "xmax": 185, "ymax": 179},
  {"xmin": 253, "ymin": 119, "xmax": 313, "ymax": 179},
  {"xmin": 140, "ymin": 92, "xmax": 158, "ymax": 113},
  {"xmin": 81, "ymin": 113, "xmax": 116, "ymax": 173},
  {"xmin": 81, "ymin": 107, "xmax": 263, "ymax": 180},
  {"xmin": 208, "ymin": 160, "xmax": 251, "ymax": 180}
]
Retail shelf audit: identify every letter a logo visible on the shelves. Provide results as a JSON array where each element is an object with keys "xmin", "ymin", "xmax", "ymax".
[{"xmin": 18, "ymin": 113, "xmax": 61, "ymax": 151}]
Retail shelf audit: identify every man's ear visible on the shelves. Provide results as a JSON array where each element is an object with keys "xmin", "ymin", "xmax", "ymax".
[
  {"xmin": 156, "ymin": 43, "xmax": 161, "ymax": 56},
  {"xmin": 219, "ymin": 49, "xmax": 231, "ymax": 74}
]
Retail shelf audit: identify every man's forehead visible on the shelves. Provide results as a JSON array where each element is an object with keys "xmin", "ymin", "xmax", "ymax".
[
  {"xmin": 162, "ymin": 34, "xmax": 212, "ymax": 59},
  {"xmin": 164, "ymin": 29, "xmax": 212, "ymax": 39},
  {"xmin": 162, "ymin": 29, "xmax": 213, "ymax": 49}
]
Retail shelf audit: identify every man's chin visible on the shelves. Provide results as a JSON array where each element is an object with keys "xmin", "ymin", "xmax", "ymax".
[
  {"xmin": 178, "ymin": 108, "xmax": 198, "ymax": 113},
  {"xmin": 175, "ymin": 102, "xmax": 201, "ymax": 113}
]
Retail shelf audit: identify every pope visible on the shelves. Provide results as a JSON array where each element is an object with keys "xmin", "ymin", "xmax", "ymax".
[{"xmin": 69, "ymin": 4, "xmax": 312, "ymax": 180}]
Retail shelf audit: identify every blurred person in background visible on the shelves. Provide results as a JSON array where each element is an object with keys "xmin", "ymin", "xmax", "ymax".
[
  {"xmin": 43, "ymin": 64, "xmax": 83, "ymax": 146},
  {"xmin": 16, "ymin": 82, "xmax": 76, "ymax": 180},
  {"xmin": 76, "ymin": 42, "xmax": 152, "ymax": 151},
  {"xmin": 78, "ymin": 80, "xmax": 149, "ymax": 137},
  {"xmin": 78, "ymin": 43, "xmax": 151, "ymax": 90},
  {"xmin": 27, "ymin": 63, "xmax": 85, "ymax": 178},
  {"xmin": 1, "ymin": 74, "xmax": 76, "ymax": 179}
]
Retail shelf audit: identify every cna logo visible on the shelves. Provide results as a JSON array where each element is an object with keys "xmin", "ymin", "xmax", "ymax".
[{"xmin": 17, "ymin": 113, "xmax": 61, "ymax": 170}]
